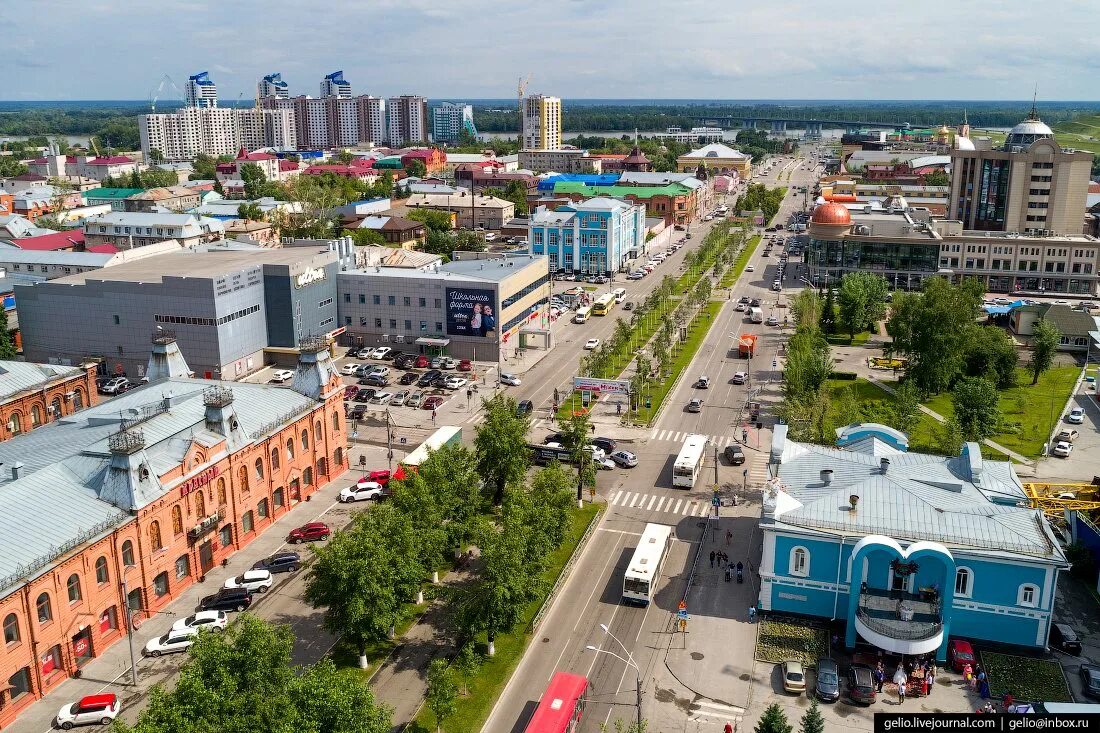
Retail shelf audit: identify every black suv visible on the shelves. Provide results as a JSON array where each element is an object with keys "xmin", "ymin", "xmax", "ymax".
[
  {"xmin": 724, "ymin": 445, "xmax": 745, "ymax": 465},
  {"xmin": 417, "ymin": 369, "xmax": 442, "ymax": 387},
  {"xmin": 199, "ymin": 587, "xmax": 253, "ymax": 613},
  {"xmin": 592, "ymin": 437, "xmax": 616, "ymax": 454},
  {"xmin": 394, "ymin": 353, "xmax": 417, "ymax": 369},
  {"xmin": 253, "ymin": 551, "xmax": 301, "ymax": 574}
]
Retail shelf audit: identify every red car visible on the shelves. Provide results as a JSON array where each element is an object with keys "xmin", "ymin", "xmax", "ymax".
[
  {"xmin": 457, "ymin": 359, "xmax": 472, "ymax": 371},
  {"xmin": 368, "ymin": 469, "xmax": 390, "ymax": 486},
  {"xmin": 947, "ymin": 639, "xmax": 975, "ymax": 673},
  {"xmin": 414, "ymin": 355, "xmax": 429, "ymax": 369},
  {"xmin": 287, "ymin": 521, "xmax": 331, "ymax": 544},
  {"xmin": 422, "ymin": 396, "xmax": 445, "ymax": 410},
  {"xmin": 343, "ymin": 385, "xmax": 359, "ymax": 400}
]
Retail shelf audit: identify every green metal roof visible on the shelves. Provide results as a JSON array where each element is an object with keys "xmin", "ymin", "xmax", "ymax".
[
  {"xmin": 373, "ymin": 157, "xmax": 404, "ymax": 169},
  {"xmin": 551, "ymin": 182, "xmax": 692, "ymax": 199},
  {"xmin": 84, "ymin": 188, "xmax": 145, "ymax": 201}
]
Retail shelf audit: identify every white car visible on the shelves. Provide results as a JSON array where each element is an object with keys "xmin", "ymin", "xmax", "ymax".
[
  {"xmin": 500, "ymin": 372, "xmax": 522, "ymax": 386},
  {"xmin": 223, "ymin": 569, "xmax": 274, "ymax": 593},
  {"xmin": 368, "ymin": 365, "xmax": 390, "ymax": 378},
  {"xmin": 340, "ymin": 481, "xmax": 385, "ymax": 502},
  {"xmin": 584, "ymin": 338, "xmax": 600, "ymax": 350},
  {"xmin": 484, "ymin": 232, "xmax": 498, "ymax": 242},
  {"xmin": 144, "ymin": 627, "xmax": 199, "ymax": 657},
  {"xmin": 340, "ymin": 363, "xmax": 360, "ymax": 376},
  {"xmin": 745, "ymin": 265, "xmax": 755, "ymax": 272},
  {"xmin": 732, "ymin": 371, "xmax": 747, "ymax": 385},
  {"xmin": 392, "ymin": 390, "xmax": 410, "ymax": 405},
  {"xmin": 444, "ymin": 376, "xmax": 468, "ymax": 390},
  {"xmin": 270, "ymin": 369, "xmax": 295, "ymax": 383},
  {"xmin": 405, "ymin": 391, "xmax": 425, "ymax": 407},
  {"xmin": 1052, "ymin": 441, "xmax": 1073, "ymax": 458},
  {"xmin": 371, "ymin": 391, "xmax": 394, "ymax": 405},
  {"xmin": 1067, "ymin": 407, "xmax": 1086, "ymax": 424},
  {"xmin": 766, "ymin": 315, "xmax": 780, "ymax": 326},
  {"xmin": 440, "ymin": 357, "xmax": 458, "ymax": 369},
  {"xmin": 370, "ymin": 346, "xmax": 392, "ymax": 359},
  {"xmin": 56, "ymin": 694, "xmax": 121, "ymax": 730},
  {"xmin": 172, "ymin": 610, "xmax": 228, "ymax": 634}
]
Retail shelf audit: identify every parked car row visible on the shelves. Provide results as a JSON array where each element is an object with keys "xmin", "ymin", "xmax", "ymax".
[{"xmin": 783, "ymin": 658, "xmax": 875, "ymax": 705}]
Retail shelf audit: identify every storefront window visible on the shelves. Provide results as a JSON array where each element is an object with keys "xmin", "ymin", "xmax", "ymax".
[
  {"xmin": 257, "ymin": 498, "xmax": 269, "ymax": 518},
  {"xmin": 219, "ymin": 525, "xmax": 233, "ymax": 548},
  {"xmin": 242, "ymin": 511, "xmax": 254, "ymax": 534},
  {"xmin": 7, "ymin": 667, "xmax": 31, "ymax": 699},
  {"xmin": 153, "ymin": 572, "xmax": 169, "ymax": 598},
  {"xmin": 99, "ymin": 606, "xmax": 118, "ymax": 633},
  {"xmin": 40, "ymin": 644, "xmax": 61, "ymax": 676},
  {"xmin": 175, "ymin": 555, "xmax": 190, "ymax": 580},
  {"xmin": 273, "ymin": 488, "xmax": 285, "ymax": 508}
]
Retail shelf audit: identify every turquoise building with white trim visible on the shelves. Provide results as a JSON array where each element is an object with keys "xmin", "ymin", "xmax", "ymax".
[{"xmin": 759, "ymin": 423, "xmax": 1068, "ymax": 661}]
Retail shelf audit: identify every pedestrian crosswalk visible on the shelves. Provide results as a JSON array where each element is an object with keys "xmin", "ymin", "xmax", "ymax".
[
  {"xmin": 648, "ymin": 428, "xmax": 744, "ymax": 448},
  {"xmin": 608, "ymin": 490, "xmax": 716, "ymax": 517},
  {"xmin": 467, "ymin": 413, "xmax": 549, "ymax": 430},
  {"xmin": 688, "ymin": 699, "xmax": 745, "ymax": 725}
]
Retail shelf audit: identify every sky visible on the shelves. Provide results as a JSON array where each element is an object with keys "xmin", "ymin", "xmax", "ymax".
[{"xmin": 4, "ymin": 0, "xmax": 1099, "ymax": 101}]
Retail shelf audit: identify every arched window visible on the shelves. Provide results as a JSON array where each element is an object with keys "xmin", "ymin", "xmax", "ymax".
[
  {"xmin": 36, "ymin": 592, "xmax": 52, "ymax": 623},
  {"xmin": 233, "ymin": 467, "xmax": 244, "ymax": 497},
  {"xmin": 954, "ymin": 567, "xmax": 973, "ymax": 598},
  {"xmin": 195, "ymin": 490, "xmax": 206, "ymax": 517},
  {"xmin": 66, "ymin": 573, "xmax": 82, "ymax": 603},
  {"xmin": 317, "ymin": 458, "xmax": 328, "ymax": 477},
  {"xmin": 3, "ymin": 612, "xmax": 19, "ymax": 644},
  {"xmin": 51, "ymin": 396, "xmax": 62, "ymax": 418},
  {"xmin": 1018, "ymin": 583, "xmax": 1039, "ymax": 607},
  {"xmin": 334, "ymin": 447, "xmax": 344, "ymax": 467},
  {"xmin": 31, "ymin": 405, "xmax": 43, "ymax": 428},
  {"xmin": 171, "ymin": 506, "xmax": 183, "ymax": 535},
  {"xmin": 73, "ymin": 389, "xmax": 85, "ymax": 410},
  {"xmin": 149, "ymin": 521, "xmax": 163, "ymax": 551},
  {"xmin": 789, "ymin": 546, "xmax": 809, "ymax": 577},
  {"xmin": 315, "ymin": 420, "xmax": 322, "ymax": 442},
  {"xmin": 300, "ymin": 428, "xmax": 309, "ymax": 451},
  {"xmin": 8, "ymin": 411, "xmax": 22, "ymax": 436},
  {"xmin": 121, "ymin": 540, "xmax": 135, "ymax": 567},
  {"xmin": 95, "ymin": 556, "xmax": 109, "ymax": 584},
  {"xmin": 271, "ymin": 447, "xmax": 280, "ymax": 471},
  {"xmin": 218, "ymin": 479, "xmax": 227, "ymax": 507},
  {"xmin": 332, "ymin": 411, "xmax": 340, "ymax": 433},
  {"xmin": 285, "ymin": 438, "xmax": 294, "ymax": 461},
  {"xmin": 254, "ymin": 457, "xmax": 264, "ymax": 480},
  {"xmin": 303, "ymin": 466, "xmax": 313, "ymax": 487}
]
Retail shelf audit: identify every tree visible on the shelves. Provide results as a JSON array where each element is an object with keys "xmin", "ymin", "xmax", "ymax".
[
  {"xmin": 238, "ymin": 202, "xmax": 264, "ymax": 221},
  {"xmin": 407, "ymin": 208, "xmax": 454, "ymax": 232},
  {"xmin": 404, "ymin": 159, "xmax": 427, "ymax": 179},
  {"xmin": 409, "ymin": 442, "xmax": 485, "ymax": 551},
  {"xmin": 755, "ymin": 703, "xmax": 793, "ymax": 733},
  {"xmin": 293, "ymin": 659, "xmax": 393, "ymax": 733},
  {"xmin": 783, "ymin": 327, "xmax": 833, "ymax": 399},
  {"xmin": 0, "ymin": 308, "xmax": 17, "ymax": 360},
  {"xmin": 923, "ymin": 169, "xmax": 950, "ymax": 187},
  {"xmin": 240, "ymin": 162, "xmax": 268, "ymax": 200},
  {"xmin": 503, "ymin": 179, "xmax": 530, "ymax": 216},
  {"xmin": 1029, "ymin": 319, "xmax": 1060, "ymax": 385},
  {"xmin": 148, "ymin": 148, "xmax": 164, "ymax": 163},
  {"xmin": 791, "ymin": 289, "xmax": 822, "ymax": 328},
  {"xmin": 426, "ymin": 658, "xmax": 457, "ymax": 733},
  {"xmin": 475, "ymin": 394, "xmax": 531, "ymax": 505},
  {"xmin": 962, "ymin": 326, "xmax": 1018, "ymax": 388},
  {"xmin": 453, "ymin": 642, "xmax": 481, "ymax": 695},
  {"xmin": 799, "ymin": 700, "xmax": 825, "ymax": 733},
  {"xmin": 557, "ymin": 412, "xmax": 596, "ymax": 502},
  {"xmin": 891, "ymin": 381, "xmax": 922, "ymax": 436},
  {"xmin": 343, "ymin": 227, "xmax": 387, "ymax": 247},
  {"xmin": 0, "ymin": 157, "xmax": 28, "ymax": 178},
  {"xmin": 837, "ymin": 272, "xmax": 888, "ymax": 338},
  {"xmin": 951, "ymin": 376, "xmax": 1000, "ymax": 442},
  {"xmin": 190, "ymin": 153, "xmax": 217, "ymax": 180},
  {"xmin": 128, "ymin": 169, "xmax": 143, "ymax": 188},
  {"xmin": 524, "ymin": 461, "xmax": 576, "ymax": 556},
  {"xmin": 819, "ymin": 287, "xmax": 837, "ymax": 334},
  {"xmin": 333, "ymin": 150, "xmax": 355, "ymax": 165},
  {"xmin": 939, "ymin": 415, "xmax": 964, "ymax": 456},
  {"xmin": 304, "ymin": 506, "xmax": 423, "ymax": 668},
  {"xmin": 834, "ymin": 386, "xmax": 861, "ymax": 428}
]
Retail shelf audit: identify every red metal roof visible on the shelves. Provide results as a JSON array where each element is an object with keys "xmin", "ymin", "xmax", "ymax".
[
  {"xmin": 524, "ymin": 672, "xmax": 587, "ymax": 733},
  {"xmin": 85, "ymin": 156, "xmax": 133, "ymax": 165},
  {"xmin": 11, "ymin": 230, "xmax": 85, "ymax": 251},
  {"xmin": 278, "ymin": 160, "xmax": 299, "ymax": 172},
  {"xmin": 86, "ymin": 244, "xmax": 119, "ymax": 254}
]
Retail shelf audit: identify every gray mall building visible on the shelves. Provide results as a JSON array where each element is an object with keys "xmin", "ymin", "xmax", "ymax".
[{"xmin": 17, "ymin": 246, "xmax": 339, "ymax": 379}]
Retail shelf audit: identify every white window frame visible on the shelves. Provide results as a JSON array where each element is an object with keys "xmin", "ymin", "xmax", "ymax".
[
  {"xmin": 789, "ymin": 546, "xmax": 809, "ymax": 578},
  {"xmin": 954, "ymin": 567, "xmax": 973, "ymax": 598},
  {"xmin": 1017, "ymin": 583, "xmax": 1039, "ymax": 608}
]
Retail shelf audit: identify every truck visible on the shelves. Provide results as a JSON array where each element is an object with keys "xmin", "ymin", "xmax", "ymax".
[
  {"xmin": 738, "ymin": 333, "xmax": 758, "ymax": 358},
  {"xmin": 749, "ymin": 307, "xmax": 764, "ymax": 324}
]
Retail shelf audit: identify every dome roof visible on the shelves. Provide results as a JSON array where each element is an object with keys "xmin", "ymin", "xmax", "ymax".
[
  {"xmin": 1004, "ymin": 114, "xmax": 1054, "ymax": 149},
  {"xmin": 811, "ymin": 202, "xmax": 852, "ymax": 226},
  {"xmin": 954, "ymin": 136, "xmax": 975, "ymax": 151}
]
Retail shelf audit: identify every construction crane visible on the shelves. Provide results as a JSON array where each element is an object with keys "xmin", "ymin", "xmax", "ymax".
[
  {"xmin": 517, "ymin": 73, "xmax": 531, "ymax": 109},
  {"xmin": 150, "ymin": 74, "xmax": 183, "ymax": 113},
  {"xmin": 1024, "ymin": 482, "xmax": 1100, "ymax": 517}
]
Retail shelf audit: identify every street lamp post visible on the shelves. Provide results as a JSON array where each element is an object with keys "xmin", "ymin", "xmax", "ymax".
[
  {"xmin": 586, "ymin": 623, "xmax": 642, "ymax": 732},
  {"xmin": 120, "ymin": 574, "xmax": 139, "ymax": 687}
]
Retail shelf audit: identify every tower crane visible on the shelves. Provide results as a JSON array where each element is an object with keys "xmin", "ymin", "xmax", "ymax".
[
  {"xmin": 518, "ymin": 73, "xmax": 532, "ymax": 108},
  {"xmin": 149, "ymin": 74, "xmax": 183, "ymax": 113}
]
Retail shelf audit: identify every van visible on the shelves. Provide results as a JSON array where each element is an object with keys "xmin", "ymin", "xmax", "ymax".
[
  {"xmin": 612, "ymin": 287, "xmax": 627, "ymax": 303},
  {"xmin": 749, "ymin": 307, "xmax": 764, "ymax": 324}
]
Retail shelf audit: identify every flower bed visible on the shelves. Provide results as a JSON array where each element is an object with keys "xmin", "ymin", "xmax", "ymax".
[
  {"xmin": 979, "ymin": 651, "xmax": 1072, "ymax": 703},
  {"xmin": 755, "ymin": 618, "xmax": 829, "ymax": 666}
]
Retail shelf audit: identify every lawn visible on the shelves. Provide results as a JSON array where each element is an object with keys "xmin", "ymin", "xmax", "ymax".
[
  {"xmin": 920, "ymin": 366, "xmax": 1080, "ymax": 459},
  {"xmin": 979, "ymin": 650, "xmax": 1072, "ymax": 703},
  {"xmin": 755, "ymin": 618, "xmax": 830, "ymax": 666},
  {"xmin": 825, "ymin": 332, "xmax": 871, "ymax": 347},
  {"xmin": 331, "ymin": 597, "xmax": 430, "ymax": 679},
  {"xmin": 408, "ymin": 503, "xmax": 602, "ymax": 733},
  {"xmin": 719, "ymin": 234, "xmax": 763, "ymax": 288},
  {"xmin": 629, "ymin": 301, "xmax": 723, "ymax": 424}
]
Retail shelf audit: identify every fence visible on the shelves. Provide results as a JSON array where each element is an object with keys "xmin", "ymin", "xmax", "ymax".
[{"xmin": 529, "ymin": 506, "xmax": 603, "ymax": 632}]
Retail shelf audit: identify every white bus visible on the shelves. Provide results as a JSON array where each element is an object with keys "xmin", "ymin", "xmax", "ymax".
[
  {"xmin": 612, "ymin": 287, "xmax": 627, "ymax": 303},
  {"xmin": 623, "ymin": 523, "xmax": 673, "ymax": 605},
  {"xmin": 672, "ymin": 434, "xmax": 708, "ymax": 488},
  {"xmin": 401, "ymin": 425, "xmax": 462, "ymax": 469},
  {"xmin": 573, "ymin": 306, "xmax": 592, "ymax": 323}
]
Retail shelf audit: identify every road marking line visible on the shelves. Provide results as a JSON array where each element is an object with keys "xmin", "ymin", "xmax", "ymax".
[
  {"xmin": 646, "ymin": 495, "xmax": 657, "ymax": 511},
  {"xmin": 656, "ymin": 429, "xmax": 668, "ymax": 441},
  {"xmin": 683, "ymin": 501, "xmax": 694, "ymax": 515},
  {"xmin": 610, "ymin": 490, "xmax": 622, "ymax": 505},
  {"xmin": 672, "ymin": 499, "xmax": 683, "ymax": 513},
  {"xmin": 597, "ymin": 527, "xmax": 643, "ymax": 536},
  {"xmin": 649, "ymin": 427, "xmax": 659, "ymax": 440},
  {"xmin": 632, "ymin": 493, "xmax": 646, "ymax": 508},
  {"xmin": 655, "ymin": 497, "xmax": 667, "ymax": 512},
  {"xmin": 620, "ymin": 492, "xmax": 634, "ymax": 507}
]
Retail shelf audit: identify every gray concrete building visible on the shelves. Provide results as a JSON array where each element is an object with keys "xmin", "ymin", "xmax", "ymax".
[
  {"xmin": 337, "ymin": 253, "xmax": 551, "ymax": 361},
  {"xmin": 17, "ymin": 247, "xmax": 338, "ymax": 380}
]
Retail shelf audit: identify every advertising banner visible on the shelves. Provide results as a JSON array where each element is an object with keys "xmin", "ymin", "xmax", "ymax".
[
  {"xmin": 445, "ymin": 287, "xmax": 497, "ymax": 338},
  {"xmin": 572, "ymin": 377, "xmax": 632, "ymax": 394}
]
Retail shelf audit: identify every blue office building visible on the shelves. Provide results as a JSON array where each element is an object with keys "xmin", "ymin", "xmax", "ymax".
[
  {"xmin": 760, "ymin": 423, "xmax": 1067, "ymax": 661},
  {"xmin": 528, "ymin": 198, "xmax": 647, "ymax": 275},
  {"xmin": 536, "ymin": 173, "xmax": 621, "ymax": 192}
]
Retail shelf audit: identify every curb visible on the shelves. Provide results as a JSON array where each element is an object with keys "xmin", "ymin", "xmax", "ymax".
[{"xmin": 529, "ymin": 505, "xmax": 604, "ymax": 632}]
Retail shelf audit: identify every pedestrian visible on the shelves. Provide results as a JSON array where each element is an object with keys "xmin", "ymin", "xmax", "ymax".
[
  {"xmin": 431, "ymin": 409, "xmax": 437, "ymax": 424},
  {"xmin": 963, "ymin": 662, "xmax": 973, "ymax": 688},
  {"xmin": 925, "ymin": 668, "xmax": 934, "ymax": 696},
  {"xmin": 921, "ymin": 674, "xmax": 930, "ymax": 697},
  {"xmin": 748, "ymin": 605, "xmax": 756, "ymax": 622},
  {"xmin": 726, "ymin": 529, "xmax": 732, "ymax": 545},
  {"xmin": 979, "ymin": 679, "xmax": 991, "ymax": 700},
  {"xmin": 710, "ymin": 550, "xmax": 715, "ymax": 568},
  {"xmin": 724, "ymin": 723, "xmax": 733, "ymax": 733},
  {"xmin": 725, "ymin": 566, "xmax": 731, "ymax": 582},
  {"xmin": 898, "ymin": 680, "xmax": 906, "ymax": 703},
  {"xmin": 874, "ymin": 667, "xmax": 884, "ymax": 693}
]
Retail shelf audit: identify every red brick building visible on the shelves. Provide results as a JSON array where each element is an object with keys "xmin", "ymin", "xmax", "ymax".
[
  {"xmin": 0, "ymin": 361, "xmax": 99, "ymax": 441},
  {"xmin": 0, "ymin": 338, "xmax": 347, "ymax": 727}
]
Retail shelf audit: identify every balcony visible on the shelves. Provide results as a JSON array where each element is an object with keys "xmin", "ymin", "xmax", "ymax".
[{"xmin": 853, "ymin": 587, "xmax": 944, "ymax": 656}]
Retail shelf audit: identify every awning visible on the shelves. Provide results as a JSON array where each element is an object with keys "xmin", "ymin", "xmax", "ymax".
[{"xmin": 415, "ymin": 337, "xmax": 451, "ymax": 347}]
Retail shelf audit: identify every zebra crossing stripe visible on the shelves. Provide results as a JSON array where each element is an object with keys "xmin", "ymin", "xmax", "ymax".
[
  {"xmin": 683, "ymin": 501, "xmax": 694, "ymax": 516},
  {"xmin": 610, "ymin": 490, "xmax": 622, "ymax": 505},
  {"xmin": 631, "ymin": 493, "xmax": 643, "ymax": 508},
  {"xmin": 672, "ymin": 499, "xmax": 683, "ymax": 514},
  {"xmin": 649, "ymin": 427, "xmax": 659, "ymax": 440},
  {"xmin": 654, "ymin": 497, "xmax": 667, "ymax": 512},
  {"xmin": 646, "ymin": 495, "xmax": 657, "ymax": 511},
  {"xmin": 620, "ymin": 492, "xmax": 634, "ymax": 507}
]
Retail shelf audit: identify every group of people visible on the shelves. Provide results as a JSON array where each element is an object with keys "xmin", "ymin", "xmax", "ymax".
[
  {"xmin": 962, "ymin": 662, "xmax": 991, "ymax": 700},
  {"xmin": 870, "ymin": 656, "xmax": 936, "ymax": 701}
]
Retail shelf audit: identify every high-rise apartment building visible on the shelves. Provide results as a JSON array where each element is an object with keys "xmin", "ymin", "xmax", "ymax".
[
  {"xmin": 140, "ymin": 107, "xmax": 295, "ymax": 161},
  {"xmin": 356, "ymin": 97, "xmax": 387, "ymax": 147},
  {"xmin": 521, "ymin": 94, "xmax": 561, "ymax": 150},
  {"xmin": 431, "ymin": 102, "xmax": 477, "ymax": 144},
  {"xmin": 185, "ymin": 71, "xmax": 218, "ymax": 108},
  {"xmin": 387, "ymin": 95, "xmax": 429, "ymax": 146},
  {"xmin": 949, "ymin": 110, "xmax": 1093, "ymax": 236},
  {"xmin": 320, "ymin": 70, "xmax": 352, "ymax": 99},
  {"xmin": 258, "ymin": 72, "xmax": 289, "ymax": 99}
]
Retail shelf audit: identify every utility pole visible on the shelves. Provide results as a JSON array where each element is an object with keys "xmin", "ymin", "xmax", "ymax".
[
  {"xmin": 120, "ymin": 575, "xmax": 139, "ymax": 687},
  {"xmin": 385, "ymin": 409, "xmax": 393, "ymax": 473}
]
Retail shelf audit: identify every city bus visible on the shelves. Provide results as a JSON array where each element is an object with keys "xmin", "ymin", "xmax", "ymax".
[
  {"xmin": 672, "ymin": 434, "xmax": 708, "ymax": 488},
  {"xmin": 400, "ymin": 425, "xmax": 462, "ymax": 470},
  {"xmin": 612, "ymin": 287, "xmax": 627, "ymax": 303},
  {"xmin": 591, "ymin": 293, "xmax": 616, "ymax": 316},
  {"xmin": 623, "ymin": 523, "xmax": 673, "ymax": 605},
  {"xmin": 573, "ymin": 306, "xmax": 592, "ymax": 323},
  {"xmin": 523, "ymin": 672, "xmax": 589, "ymax": 733}
]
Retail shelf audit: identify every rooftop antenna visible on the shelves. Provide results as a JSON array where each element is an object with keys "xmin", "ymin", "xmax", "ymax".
[{"xmin": 1029, "ymin": 85, "xmax": 1039, "ymax": 120}]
